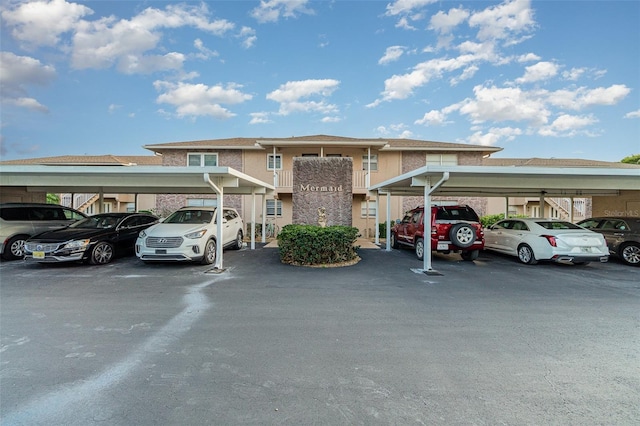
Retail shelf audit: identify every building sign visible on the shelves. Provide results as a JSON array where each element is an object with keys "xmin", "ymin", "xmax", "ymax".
[{"xmin": 292, "ymin": 157, "xmax": 353, "ymax": 226}]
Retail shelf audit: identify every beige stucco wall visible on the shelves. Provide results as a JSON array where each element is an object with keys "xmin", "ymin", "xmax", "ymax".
[{"xmin": 592, "ymin": 191, "xmax": 640, "ymax": 217}]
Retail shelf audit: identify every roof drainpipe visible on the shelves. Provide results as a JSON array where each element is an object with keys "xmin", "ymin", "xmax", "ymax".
[{"xmin": 423, "ymin": 171, "xmax": 449, "ymax": 275}]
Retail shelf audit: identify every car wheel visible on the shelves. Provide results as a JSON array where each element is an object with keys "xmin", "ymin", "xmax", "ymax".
[
  {"xmin": 517, "ymin": 244, "xmax": 538, "ymax": 265},
  {"xmin": 619, "ymin": 243, "xmax": 640, "ymax": 266},
  {"xmin": 90, "ymin": 242, "xmax": 114, "ymax": 265},
  {"xmin": 449, "ymin": 224, "xmax": 475, "ymax": 248},
  {"xmin": 3, "ymin": 235, "xmax": 28, "ymax": 260},
  {"xmin": 201, "ymin": 239, "xmax": 216, "ymax": 265},
  {"xmin": 233, "ymin": 230, "xmax": 243, "ymax": 250},
  {"xmin": 461, "ymin": 249, "xmax": 479, "ymax": 261},
  {"xmin": 390, "ymin": 232, "xmax": 399, "ymax": 249},
  {"xmin": 415, "ymin": 238, "xmax": 424, "ymax": 261}
]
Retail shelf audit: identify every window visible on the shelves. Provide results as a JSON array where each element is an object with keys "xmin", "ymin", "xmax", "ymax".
[
  {"xmin": 361, "ymin": 201, "xmax": 376, "ymax": 217},
  {"xmin": 426, "ymin": 154, "xmax": 458, "ymax": 166},
  {"xmin": 302, "ymin": 153, "xmax": 318, "ymax": 157},
  {"xmin": 188, "ymin": 153, "xmax": 218, "ymax": 167},
  {"xmin": 362, "ymin": 155, "xmax": 378, "ymax": 171},
  {"xmin": 267, "ymin": 154, "xmax": 282, "ymax": 170},
  {"xmin": 266, "ymin": 199, "xmax": 282, "ymax": 217},
  {"xmin": 126, "ymin": 203, "xmax": 135, "ymax": 213},
  {"xmin": 187, "ymin": 199, "xmax": 217, "ymax": 207},
  {"xmin": 326, "ymin": 154, "xmax": 342, "ymax": 157}
]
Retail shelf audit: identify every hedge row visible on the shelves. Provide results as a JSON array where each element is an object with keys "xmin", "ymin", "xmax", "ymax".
[{"xmin": 277, "ymin": 224, "xmax": 360, "ymax": 266}]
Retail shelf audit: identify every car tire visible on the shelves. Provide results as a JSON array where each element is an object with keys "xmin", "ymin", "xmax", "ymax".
[
  {"xmin": 233, "ymin": 230, "xmax": 243, "ymax": 250},
  {"xmin": 461, "ymin": 249, "xmax": 479, "ymax": 261},
  {"xmin": 449, "ymin": 224, "xmax": 476, "ymax": 248},
  {"xmin": 415, "ymin": 238, "xmax": 424, "ymax": 261},
  {"xmin": 3, "ymin": 235, "xmax": 29, "ymax": 260},
  {"xmin": 619, "ymin": 242, "xmax": 640, "ymax": 266},
  {"xmin": 90, "ymin": 242, "xmax": 114, "ymax": 265},
  {"xmin": 390, "ymin": 232, "xmax": 399, "ymax": 249},
  {"xmin": 201, "ymin": 239, "xmax": 216, "ymax": 265},
  {"xmin": 517, "ymin": 244, "xmax": 538, "ymax": 265}
]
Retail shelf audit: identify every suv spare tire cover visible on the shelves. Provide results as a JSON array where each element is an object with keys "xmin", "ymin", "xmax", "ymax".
[{"xmin": 449, "ymin": 223, "xmax": 475, "ymax": 248}]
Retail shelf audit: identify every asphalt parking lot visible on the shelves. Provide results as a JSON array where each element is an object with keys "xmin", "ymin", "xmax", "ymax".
[{"xmin": 1, "ymin": 246, "xmax": 639, "ymax": 425}]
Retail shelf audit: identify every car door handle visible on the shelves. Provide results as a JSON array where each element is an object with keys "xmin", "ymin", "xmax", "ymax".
[{"xmin": 613, "ymin": 233, "xmax": 625, "ymax": 236}]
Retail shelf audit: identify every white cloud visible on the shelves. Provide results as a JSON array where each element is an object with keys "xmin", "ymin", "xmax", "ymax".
[
  {"xmin": 624, "ymin": 110, "xmax": 640, "ymax": 119},
  {"xmin": 516, "ymin": 61, "xmax": 558, "ymax": 83},
  {"xmin": 385, "ymin": 0, "xmax": 437, "ymax": 17},
  {"xmin": 249, "ymin": 112, "xmax": 272, "ymax": 124},
  {"xmin": 321, "ymin": 116, "xmax": 341, "ymax": 123},
  {"xmin": 429, "ymin": 7, "xmax": 470, "ymax": 34},
  {"xmin": 0, "ymin": 52, "xmax": 55, "ymax": 112},
  {"xmin": 154, "ymin": 81, "xmax": 252, "ymax": 119},
  {"xmin": 238, "ymin": 27, "xmax": 257, "ymax": 49},
  {"xmin": 468, "ymin": 126, "xmax": 522, "ymax": 146},
  {"xmin": 379, "ymin": 46, "xmax": 405, "ymax": 65},
  {"xmin": 468, "ymin": 0, "xmax": 535, "ymax": 42},
  {"xmin": 1, "ymin": 0, "xmax": 93, "ymax": 47},
  {"xmin": 458, "ymin": 85, "xmax": 550, "ymax": 126},
  {"xmin": 538, "ymin": 114, "xmax": 597, "ymax": 137},
  {"xmin": 108, "ymin": 104, "xmax": 121, "ymax": 114},
  {"xmin": 266, "ymin": 79, "xmax": 340, "ymax": 115},
  {"xmin": 562, "ymin": 67, "xmax": 586, "ymax": 81},
  {"xmin": 546, "ymin": 84, "xmax": 631, "ymax": 110},
  {"xmin": 517, "ymin": 53, "xmax": 541, "ymax": 62},
  {"xmin": 415, "ymin": 110, "xmax": 448, "ymax": 126},
  {"xmin": 251, "ymin": 0, "xmax": 314, "ymax": 23},
  {"xmin": 193, "ymin": 39, "xmax": 219, "ymax": 60},
  {"xmin": 70, "ymin": 4, "xmax": 234, "ymax": 73}
]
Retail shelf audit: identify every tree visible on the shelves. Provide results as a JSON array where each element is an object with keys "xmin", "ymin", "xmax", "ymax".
[
  {"xmin": 46, "ymin": 193, "xmax": 60, "ymax": 204},
  {"xmin": 621, "ymin": 154, "xmax": 640, "ymax": 165}
]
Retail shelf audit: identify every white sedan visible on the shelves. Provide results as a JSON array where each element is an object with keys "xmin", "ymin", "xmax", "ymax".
[{"xmin": 484, "ymin": 218, "xmax": 609, "ymax": 265}]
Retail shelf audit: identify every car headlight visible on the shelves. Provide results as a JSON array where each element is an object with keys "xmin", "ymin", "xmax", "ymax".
[
  {"xmin": 185, "ymin": 229, "xmax": 207, "ymax": 239},
  {"xmin": 64, "ymin": 239, "xmax": 91, "ymax": 249},
  {"xmin": 138, "ymin": 230, "xmax": 147, "ymax": 238}
]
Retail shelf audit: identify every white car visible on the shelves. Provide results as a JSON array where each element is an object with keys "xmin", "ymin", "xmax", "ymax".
[
  {"xmin": 136, "ymin": 207, "xmax": 244, "ymax": 264},
  {"xmin": 484, "ymin": 218, "xmax": 609, "ymax": 265}
]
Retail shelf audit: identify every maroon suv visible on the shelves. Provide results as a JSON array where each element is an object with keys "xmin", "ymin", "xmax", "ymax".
[{"xmin": 391, "ymin": 204, "xmax": 484, "ymax": 261}]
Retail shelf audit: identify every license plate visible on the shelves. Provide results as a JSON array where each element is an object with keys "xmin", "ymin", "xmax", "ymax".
[
  {"xmin": 33, "ymin": 251, "xmax": 45, "ymax": 259},
  {"xmin": 155, "ymin": 249, "xmax": 167, "ymax": 254},
  {"xmin": 437, "ymin": 242, "xmax": 448, "ymax": 250},
  {"xmin": 581, "ymin": 247, "xmax": 591, "ymax": 253}
]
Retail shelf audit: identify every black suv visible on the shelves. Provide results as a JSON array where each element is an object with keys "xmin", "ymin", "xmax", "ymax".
[{"xmin": 0, "ymin": 203, "xmax": 87, "ymax": 260}]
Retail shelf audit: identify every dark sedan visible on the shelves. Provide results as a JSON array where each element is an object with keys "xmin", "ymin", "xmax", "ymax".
[
  {"xmin": 24, "ymin": 212, "xmax": 159, "ymax": 265},
  {"xmin": 577, "ymin": 216, "xmax": 640, "ymax": 266}
]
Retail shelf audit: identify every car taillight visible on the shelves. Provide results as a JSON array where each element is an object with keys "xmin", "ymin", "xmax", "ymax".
[{"xmin": 542, "ymin": 235, "xmax": 557, "ymax": 247}]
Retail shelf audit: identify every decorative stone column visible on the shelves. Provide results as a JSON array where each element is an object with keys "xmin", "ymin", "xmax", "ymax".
[{"xmin": 292, "ymin": 157, "xmax": 353, "ymax": 226}]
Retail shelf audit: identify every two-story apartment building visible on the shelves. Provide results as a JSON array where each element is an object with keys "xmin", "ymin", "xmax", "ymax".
[{"xmin": 143, "ymin": 135, "xmax": 501, "ymax": 236}]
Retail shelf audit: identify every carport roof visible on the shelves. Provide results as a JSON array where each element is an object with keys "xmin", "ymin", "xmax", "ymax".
[
  {"xmin": 369, "ymin": 165, "xmax": 640, "ymax": 197},
  {"xmin": 0, "ymin": 165, "xmax": 275, "ymax": 195}
]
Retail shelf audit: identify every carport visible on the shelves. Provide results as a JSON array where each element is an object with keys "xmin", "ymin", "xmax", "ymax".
[
  {"xmin": 0, "ymin": 165, "xmax": 275, "ymax": 269},
  {"xmin": 369, "ymin": 165, "xmax": 640, "ymax": 274}
]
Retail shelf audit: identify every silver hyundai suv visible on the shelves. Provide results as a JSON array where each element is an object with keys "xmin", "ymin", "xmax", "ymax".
[{"xmin": 0, "ymin": 203, "xmax": 87, "ymax": 260}]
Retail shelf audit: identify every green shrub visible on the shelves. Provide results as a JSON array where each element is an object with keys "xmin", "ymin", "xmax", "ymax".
[
  {"xmin": 278, "ymin": 224, "xmax": 360, "ymax": 266},
  {"xmin": 480, "ymin": 213, "xmax": 529, "ymax": 227},
  {"xmin": 378, "ymin": 222, "xmax": 386, "ymax": 238}
]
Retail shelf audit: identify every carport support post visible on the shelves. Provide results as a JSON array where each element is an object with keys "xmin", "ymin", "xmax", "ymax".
[
  {"xmin": 413, "ymin": 172, "xmax": 449, "ymax": 273},
  {"xmin": 204, "ymin": 173, "xmax": 225, "ymax": 270},
  {"xmin": 374, "ymin": 192, "xmax": 380, "ymax": 245},
  {"xmin": 250, "ymin": 189, "xmax": 257, "ymax": 250}
]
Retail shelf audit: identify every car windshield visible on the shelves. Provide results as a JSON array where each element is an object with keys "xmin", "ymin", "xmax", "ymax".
[
  {"xmin": 535, "ymin": 221, "xmax": 582, "ymax": 230},
  {"xmin": 164, "ymin": 210, "xmax": 214, "ymax": 224},
  {"xmin": 435, "ymin": 207, "xmax": 479, "ymax": 222},
  {"xmin": 70, "ymin": 215, "xmax": 121, "ymax": 229}
]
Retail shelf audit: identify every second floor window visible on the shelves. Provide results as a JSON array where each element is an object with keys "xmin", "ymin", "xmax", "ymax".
[
  {"xmin": 267, "ymin": 154, "xmax": 282, "ymax": 170},
  {"xmin": 362, "ymin": 154, "xmax": 378, "ymax": 171},
  {"xmin": 188, "ymin": 153, "xmax": 218, "ymax": 167},
  {"xmin": 426, "ymin": 154, "xmax": 457, "ymax": 166}
]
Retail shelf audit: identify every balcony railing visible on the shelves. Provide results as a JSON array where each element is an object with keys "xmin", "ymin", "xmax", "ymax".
[{"xmin": 274, "ymin": 170, "xmax": 369, "ymax": 192}]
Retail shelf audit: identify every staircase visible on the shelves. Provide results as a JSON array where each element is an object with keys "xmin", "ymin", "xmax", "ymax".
[{"xmin": 547, "ymin": 198, "xmax": 587, "ymax": 221}]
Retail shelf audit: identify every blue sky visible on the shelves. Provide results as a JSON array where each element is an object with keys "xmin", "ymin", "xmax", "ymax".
[{"xmin": 1, "ymin": 0, "xmax": 638, "ymax": 162}]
